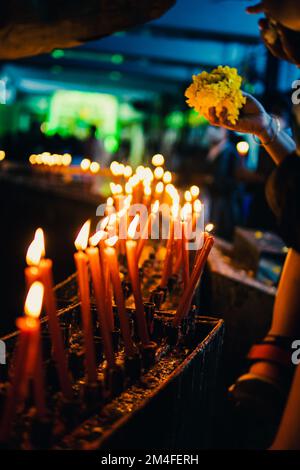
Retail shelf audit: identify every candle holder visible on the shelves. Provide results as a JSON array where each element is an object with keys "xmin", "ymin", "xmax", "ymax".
[
  {"xmin": 30, "ymin": 414, "xmax": 53, "ymax": 449},
  {"xmin": 124, "ymin": 354, "xmax": 142, "ymax": 382},
  {"xmin": 105, "ymin": 364, "xmax": 124, "ymax": 398},
  {"xmin": 68, "ymin": 349, "xmax": 85, "ymax": 380},
  {"xmin": 111, "ymin": 328, "xmax": 120, "ymax": 353},
  {"xmin": 164, "ymin": 321, "xmax": 180, "ymax": 347},
  {"xmin": 152, "ymin": 315, "xmax": 164, "ymax": 341},
  {"xmin": 82, "ymin": 380, "xmax": 103, "ymax": 407},
  {"xmin": 150, "ymin": 289, "xmax": 164, "ymax": 310},
  {"xmin": 93, "ymin": 336, "xmax": 103, "ymax": 363},
  {"xmin": 141, "ymin": 341, "xmax": 158, "ymax": 370},
  {"xmin": 59, "ymin": 394, "xmax": 82, "ymax": 429},
  {"xmin": 121, "ymin": 280, "xmax": 132, "ymax": 299},
  {"xmin": 59, "ymin": 321, "xmax": 70, "ymax": 347},
  {"xmin": 167, "ymin": 274, "xmax": 179, "ymax": 293},
  {"xmin": 144, "ymin": 302, "xmax": 155, "ymax": 335}
]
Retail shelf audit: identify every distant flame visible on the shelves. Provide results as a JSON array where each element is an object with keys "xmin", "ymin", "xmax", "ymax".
[
  {"xmin": 152, "ymin": 154, "xmax": 164, "ymax": 167},
  {"xmin": 184, "ymin": 191, "xmax": 192, "ymax": 203},
  {"xmin": 190, "ymin": 185, "xmax": 200, "ymax": 198},
  {"xmin": 205, "ymin": 223, "xmax": 214, "ymax": 233},
  {"xmin": 89, "ymin": 230, "xmax": 107, "ymax": 247},
  {"xmin": 110, "ymin": 183, "xmax": 123, "ymax": 195},
  {"xmin": 128, "ymin": 214, "xmax": 140, "ymax": 239},
  {"xmin": 105, "ymin": 236, "xmax": 118, "ymax": 247},
  {"xmin": 74, "ymin": 220, "xmax": 91, "ymax": 251},
  {"xmin": 152, "ymin": 200, "xmax": 160, "ymax": 214},
  {"xmin": 100, "ymin": 216, "xmax": 110, "ymax": 231},
  {"xmin": 34, "ymin": 228, "xmax": 45, "ymax": 257},
  {"xmin": 26, "ymin": 233, "xmax": 44, "ymax": 267},
  {"xmin": 155, "ymin": 182, "xmax": 164, "ymax": 194},
  {"xmin": 24, "ymin": 281, "xmax": 44, "ymax": 319},
  {"xmin": 193, "ymin": 199, "xmax": 202, "ymax": 213}
]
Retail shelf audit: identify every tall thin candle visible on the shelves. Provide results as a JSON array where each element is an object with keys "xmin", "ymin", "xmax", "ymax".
[
  {"xmin": 74, "ymin": 220, "xmax": 98, "ymax": 384},
  {"xmin": 126, "ymin": 215, "xmax": 150, "ymax": 346}
]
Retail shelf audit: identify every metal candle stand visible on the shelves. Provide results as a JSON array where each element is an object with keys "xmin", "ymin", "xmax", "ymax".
[{"xmin": 0, "ymin": 256, "xmax": 224, "ymax": 449}]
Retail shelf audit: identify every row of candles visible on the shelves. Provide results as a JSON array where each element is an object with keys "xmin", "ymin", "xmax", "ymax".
[{"xmin": 0, "ymin": 156, "xmax": 214, "ymax": 442}]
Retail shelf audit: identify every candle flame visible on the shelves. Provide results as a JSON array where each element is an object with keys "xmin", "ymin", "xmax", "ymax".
[
  {"xmin": 110, "ymin": 161, "xmax": 121, "ymax": 176},
  {"xmin": 184, "ymin": 190, "xmax": 192, "ymax": 203},
  {"xmin": 193, "ymin": 199, "xmax": 202, "ymax": 213},
  {"xmin": 74, "ymin": 220, "xmax": 91, "ymax": 251},
  {"xmin": 89, "ymin": 230, "xmax": 107, "ymax": 247},
  {"xmin": 24, "ymin": 281, "xmax": 44, "ymax": 319},
  {"xmin": 124, "ymin": 165, "xmax": 133, "ymax": 178},
  {"xmin": 108, "ymin": 213, "xmax": 117, "ymax": 226},
  {"xmin": 128, "ymin": 214, "xmax": 140, "ymax": 239},
  {"xmin": 110, "ymin": 182, "xmax": 123, "ymax": 195},
  {"xmin": 100, "ymin": 216, "xmax": 110, "ymax": 231},
  {"xmin": 80, "ymin": 158, "xmax": 91, "ymax": 171},
  {"xmin": 151, "ymin": 200, "xmax": 160, "ymax": 214},
  {"xmin": 34, "ymin": 228, "xmax": 45, "ymax": 257},
  {"xmin": 152, "ymin": 154, "xmax": 164, "ymax": 167},
  {"xmin": 190, "ymin": 185, "xmax": 200, "ymax": 198},
  {"xmin": 155, "ymin": 182, "xmax": 164, "ymax": 194},
  {"xmin": 105, "ymin": 236, "xmax": 119, "ymax": 247},
  {"xmin": 26, "ymin": 233, "xmax": 44, "ymax": 267},
  {"xmin": 144, "ymin": 185, "xmax": 151, "ymax": 197},
  {"xmin": 125, "ymin": 182, "xmax": 133, "ymax": 194},
  {"xmin": 171, "ymin": 203, "xmax": 179, "ymax": 219},
  {"xmin": 154, "ymin": 166, "xmax": 164, "ymax": 180},
  {"xmin": 163, "ymin": 171, "xmax": 172, "ymax": 184},
  {"xmin": 205, "ymin": 223, "xmax": 214, "ymax": 233},
  {"xmin": 181, "ymin": 204, "xmax": 192, "ymax": 221},
  {"xmin": 106, "ymin": 197, "xmax": 114, "ymax": 208}
]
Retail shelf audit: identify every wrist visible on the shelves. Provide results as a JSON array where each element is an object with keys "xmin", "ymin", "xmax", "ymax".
[{"xmin": 256, "ymin": 114, "xmax": 273, "ymax": 143}]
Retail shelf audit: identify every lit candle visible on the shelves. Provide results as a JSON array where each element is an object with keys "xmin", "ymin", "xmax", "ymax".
[
  {"xmin": 181, "ymin": 206, "xmax": 191, "ymax": 289},
  {"xmin": 126, "ymin": 215, "xmax": 150, "ymax": 346},
  {"xmin": 104, "ymin": 236, "xmax": 136, "ymax": 356},
  {"xmin": 173, "ymin": 235, "xmax": 214, "ymax": 326},
  {"xmin": 136, "ymin": 200, "xmax": 159, "ymax": 261},
  {"xmin": 0, "ymin": 282, "xmax": 45, "ymax": 441},
  {"xmin": 74, "ymin": 220, "xmax": 98, "ymax": 383},
  {"xmin": 87, "ymin": 230, "xmax": 115, "ymax": 368},
  {"xmin": 25, "ymin": 230, "xmax": 73, "ymax": 399},
  {"xmin": 160, "ymin": 206, "xmax": 176, "ymax": 288}
]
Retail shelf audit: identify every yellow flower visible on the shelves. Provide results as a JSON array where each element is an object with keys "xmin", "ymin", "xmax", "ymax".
[{"xmin": 185, "ymin": 66, "xmax": 246, "ymax": 125}]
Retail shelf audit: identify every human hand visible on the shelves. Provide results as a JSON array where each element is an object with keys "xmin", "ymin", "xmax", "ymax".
[
  {"xmin": 247, "ymin": 2, "xmax": 300, "ymax": 66},
  {"xmin": 206, "ymin": 92, "xmax": 271, "ymax": 140}
]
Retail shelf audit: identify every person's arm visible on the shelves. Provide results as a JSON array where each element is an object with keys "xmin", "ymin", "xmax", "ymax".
[
  {"xmin": 257, "ymin": 117, "xmax": 296, "ymax": 165},
  {"xmin": 206, "ymin": 92, "xmax": 296, "ymax": 166}
]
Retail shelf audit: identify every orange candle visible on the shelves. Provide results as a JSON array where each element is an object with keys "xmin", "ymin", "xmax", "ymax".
[
  {"xmin": 126, "ymin": 216, "xmax": 150, "ymax": 346},
  {"xmin": 39, "ymin": 258, "xmax": 73, "ymax": 399},
  {"xmin": 0, "ymin": 282, "xmax": 45, "ymax": 441},
  {"xmin": 74, "ymin": 220, "xmax": 98, "ymax": 384},
  {"xmin": 104, "ymin": 237, "xmax": 136, "ymax": 356},
  {"xmin": 160, "ymin": 215, "xmax": 174, "ymax": 288},
  {"xmin": 87, "ymin": 231, "xmax": 115, "ymax": 368},
  {"xmin": 25, "ymin": 229, "xmax": 73, "ymax": 399},
  {"xmin": 136, "ymin": 200, "xmax": 159, "ymax": 261},
  {"xmin": 173, "ymin": 235, "xmax": 214, "ymax": 326},
  {"xmin": 181, "ymin": 220, "xmax": 190, "ymax": 289}
]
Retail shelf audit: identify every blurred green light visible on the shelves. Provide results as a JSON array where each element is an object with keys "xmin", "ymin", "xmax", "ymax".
[
  {"xmin": 104, "ymin": 135, "xmax": 119, "ymax": 153},
  {"xmin": 165, "ymin": 111, "xmax": 185, "ymax": 129},
  {"xmin": 52, "ymin": 49, "xmax": 65, "ymax": 59},
  {"xmin": 111, "ymin": 54, "xmax": 124, "ymax": 65}
]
